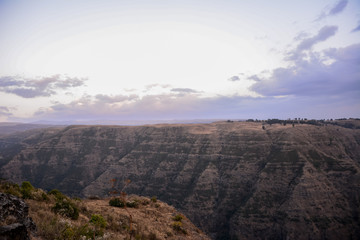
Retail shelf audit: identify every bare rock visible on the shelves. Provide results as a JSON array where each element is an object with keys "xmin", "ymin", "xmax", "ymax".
[{"xmin": 0, "ymin": 193, "xmax": 36, "ymax": 240}]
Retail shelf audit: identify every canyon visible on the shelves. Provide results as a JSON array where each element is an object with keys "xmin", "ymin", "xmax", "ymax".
[{"xmin": 0, "ymin": 120, "xmax": 359, "ymax": 239}]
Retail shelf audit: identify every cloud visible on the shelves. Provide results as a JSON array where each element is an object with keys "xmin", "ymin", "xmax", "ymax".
[
  {"xmin": 352, "ymin": 23, "xmax": 360, "ymax": 32},
  {"xmin": 34, "ymin": 93, "xmax": 207, "ymax": 121},
  {"xmin": 316, "ymin": 0, "xmax": 348, "ymax": 21},
  {"xmin": 228, "ymin": 76, "xmax": 240, "ymax": 81},
  {"xmin": 30, "ymin": 37, "xmax": 360, "ymax": 122},
  {"xmin": 0, "ymin": 75, "xmax": 86, "ymax": 98},
  {"xmin": 32, "ymin": 89, "xmax": 360, "ymax": 122},
  {"xmin": 95, "ymin": 94, "xmax": 138, "ymax": 103},
  {"xmin": 287, "ymin": 26, "xmax": 338, "ymax": 61},
  {"xmin": 297, "ymin": 26, "xmax": 338, "ymax": 51},
  {"xmin": 0, "ymin": 106, "xmax": 12, "ymax": 117},
  {"xmin": 144, "ymin": 84, "xmax": 171, "ymax": 92},
  {"xmin": 329, "ymin": 0, "xmax": 348, "ymax": 16},
  {"xmin": 171, "ymin": 88, "xmax": 199, "ymax": 93},
  {"xmin": 250, "ymin": 43, "xmax": 360, "ymax": 98}
]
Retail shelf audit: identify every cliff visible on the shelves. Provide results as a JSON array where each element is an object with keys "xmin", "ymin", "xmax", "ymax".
[{"xmin": 0, "ymin": 120, "xmax": 359, "ymax": 239}]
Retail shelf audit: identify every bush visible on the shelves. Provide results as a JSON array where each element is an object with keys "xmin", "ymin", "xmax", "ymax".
[
  {"xmin": 109, "ymin": 197, "xmax": 125, "ymax": 208},
  {"xmin": 90, "ymin": 214, "xmax": 107, "ymax": 228},
  {"xmin": 52, "ymin": 198, "xmax": 79, "ymax": 220},
  {"xmin": 21, "ymin": 181, "xmax": 34, "ymax": 199},
  {"xmin": 172, "ymin": 221, "xmax": 182, "ymax": 231},
  {"xmin": 172, "ymin": 214, "xmax": 183, "ymax": 222},
  {"xmin": 151, "ymin": 196, "xmax": 157, "ymax": 203},
  {"xmin": 126, "ymin": 200, "xmax": 139, "ymax": 208},
  {"xmin": 61, "ymin": 223, "xmax": 95, "ymax": 240},
  {"xmin": 48, "ymin": 189, "xmax": 65, "ymax": 200},
  {"xmin": 172, "ymin": 221, "xmax": 187, "ymax": 234},
  {"xmin": 0, "ymin": 181, "xmax": 21, "ymax": 197}
]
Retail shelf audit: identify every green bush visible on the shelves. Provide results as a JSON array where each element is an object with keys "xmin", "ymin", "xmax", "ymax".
[
  {"xmin": 52, "ymin": 198, "xmax": 79, "ymax": 220},
  {"xmin": 109, "ymin": 198, "xmax": 125, "ymax": 208},
  {"xmin": 0, "ymin": 181, "xmax": 21, "ymax": 197},
  {"xmin": 126, "ymin": 200, "xmax": 139, "ymax": 208},
  {"xmin": 172, "ymin": 221, "xmax": 187, "ymax": 234},
  {"xmin": 61, "ymin": 223, "xmax": 95, "ymax": 240},
  {"xmin": 172, "ymin": 214, "xmax": 183, "ymax": 222},
  {"xmin": 151, "ymin": 196, "xmax": 157, "ymax": 203},
  {"xmin": 21, "ymin": 181, "xmax": 34, "ymax": 199},
  {"xmin": 75, "ymin": 224, "xmax": 95, "ymax": 239},
  {"xmin": 48, "ymin": 189, "xmax": 66, "ymax": 200},
  {"xmin": 90, "ymin": 214, "xmax": 107, "ymax": 228},
  {"xmin": 41, "ymin": 192, "xmax": 49, "ymax": 201}
]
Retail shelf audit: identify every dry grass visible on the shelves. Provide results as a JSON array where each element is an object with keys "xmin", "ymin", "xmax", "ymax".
[{"xmin": 23, "ymin": 193, "xmax": 209, "ymax": 240}]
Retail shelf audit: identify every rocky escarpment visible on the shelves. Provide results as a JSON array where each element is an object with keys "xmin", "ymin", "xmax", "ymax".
[
  {"xmin": 0, "ymin": 193, "xmax": 36, "ymax": 240},
  {"xmin": 0, "ymin": 120, "xmax": 360, "ymax": 239}
]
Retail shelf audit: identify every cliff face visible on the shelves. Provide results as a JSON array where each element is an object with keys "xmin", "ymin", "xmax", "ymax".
[{"xmin": 0, "ymin": 121, "xmax": 360, "ymax": 239}]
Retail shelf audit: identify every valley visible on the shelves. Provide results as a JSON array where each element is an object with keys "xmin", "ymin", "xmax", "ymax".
[{"xmin": 0, "ymin": 120, "xmax": 359, "ymax": 239}]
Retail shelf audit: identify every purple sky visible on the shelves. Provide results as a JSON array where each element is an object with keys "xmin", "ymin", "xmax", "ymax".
[{"xmin": 0, "ymin": 0, "xmax": 359, "ymax": 123}]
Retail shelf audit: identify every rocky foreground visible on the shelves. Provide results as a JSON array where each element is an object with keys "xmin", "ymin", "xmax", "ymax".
[
  {"xmin": 0, "ymin": 181, "xmax": 209, "ymax": 240},
  {"xmin": 0, "ymin": 119, "xmax": 359, "ymax": 239}
]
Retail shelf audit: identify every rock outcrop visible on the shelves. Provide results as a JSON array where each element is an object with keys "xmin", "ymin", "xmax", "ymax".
[
  {"xmin": 0, "ymin": 120, "xmax": 359, "ymax": 239},
  {"xmin": 0, "ymin": 193, "xmax": 36, "ymax": 240}
]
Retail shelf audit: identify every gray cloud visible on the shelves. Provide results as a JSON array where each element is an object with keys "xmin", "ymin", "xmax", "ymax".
[
  {"xmin": 251, "ymin": 43, "xmax": 360, "ymax": 98},
  {"xmin": 95, "ymin": 94, "xmax": 138, "ymax": 103},
  {"xmin": 228, "ymin": 76, "xmax": 240, "ymax": 81},
  {"xmin": 34, "ymin": 93, "xmax": 206, "ymax": 121},
  {"xmin": 316, "ymin": 0, "xmax": 348, "ymax": 21},
  {"xmin": 32, "ymin": 89, "xmax": 360, "ymax": 122},
  {"xmin": 352, "ymin": 24, "xmax": 360, "ymax": 32},
  {"xmin": 0, "ymin": 106, "xmax": 12, "ymax": 117},
  {"xmin": 144, "ymin": 84, "xmax": 171, "ymax": 92},
  {"xmin": 297, "ymin": 26, "xmax": 338, "ymax": 51},
  {"xmin": 30, "ymin": 37, "xmax": 360, "ymax": 122},
  {"xmin": 329, "ymin": 0, "xmax": 348, "ymax": 15},
  {"xmin": 287, "ymin": 25, "xmax": 338, "ymax": 61},
  {"xmin": 171, "ymin": 88, "xmax": 199, "ymax": 93},
  {"xmin": 0, "ymin": 75, "xmax": 86, "ymax": 98}
]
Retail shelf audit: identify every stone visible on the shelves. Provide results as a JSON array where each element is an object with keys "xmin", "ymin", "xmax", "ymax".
[{"xmin": 0, "ymin": 193, "xmax": 36, "ymax": 240}]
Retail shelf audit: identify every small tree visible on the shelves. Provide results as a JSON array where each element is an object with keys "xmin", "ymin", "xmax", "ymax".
[
  {"xmin": 89, "ymin": 214, "xmax": 107, "ymax": 238},
  {"xmin": 21, "ymin": 181, "xmax": 34, "ymax": 199},
  {"xmin": 109, "ymin": 179, "xmax": 133, "ymax": 235}
]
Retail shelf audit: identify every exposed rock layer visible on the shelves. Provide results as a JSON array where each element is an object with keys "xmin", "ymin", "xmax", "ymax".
[
  {"xmin": 0, "ymin": 193, "xmax": 36, "ymax": 240},
  {"xmin": 0, "ymin": 121, "xmax": 360, "ymax": 239}
]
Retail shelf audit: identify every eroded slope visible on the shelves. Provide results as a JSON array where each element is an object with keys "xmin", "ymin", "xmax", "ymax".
[{"xmin": 0, "ymin": 121, "xmax": 359, "ymax": 239}]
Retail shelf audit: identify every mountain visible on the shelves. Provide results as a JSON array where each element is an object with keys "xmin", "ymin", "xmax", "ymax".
[{"xmin": 0, "ymin": 120, "xmax": 359, "ymax": 239}]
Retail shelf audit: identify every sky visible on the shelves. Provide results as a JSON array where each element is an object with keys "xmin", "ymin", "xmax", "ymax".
[{"xmin": 0, "ymin": 0, "xmax": 359, "ymax": 123}]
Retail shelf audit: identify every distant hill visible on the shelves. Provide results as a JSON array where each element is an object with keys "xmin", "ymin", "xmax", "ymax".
[
  {"xmin": 0, "ymin": 119, "xmax": 359, "ymax": 239},
  {"xmin": 0, "ymin": 122, "xmax": 61, "ymax": 136}
]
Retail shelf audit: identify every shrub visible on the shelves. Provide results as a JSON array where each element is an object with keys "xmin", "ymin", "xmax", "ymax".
[
  {"xmin": 52, "ymin": 198, "xmax": 79, "ymax": 220},
  {"xmin": 109, "ymin": 197, "xmax": 126, "ymax": 208},
  {"xmin": 172, "ymin": 214, "xmax": 183, "ymax": 222},
  {"xmin": 75, "ymin": 224, "xmax": 94, "ymax": 239},
  {"xmin": 151, "ymin": 196, "xmax": 157, "ymax": 203},
  {"xmin": 0, "ymin": 181, "xmax": 21, "ymax": 197},
  {"xmin": 126, "ymin": 200, "xmax": 139, "ymax": 208},
  {"xmin": 89, "ymin": 214, "xmax": 107, "ymax": 237},
  {"xmin": 90, "ymin": 214, "xmax": 107, "ymax": 228},
  {"xmin": 48, "ymin": 189, "xmax": 65, "ymax": 200},
  {"xmin": 172, "ymin": 221, "xmax": 182, "ymax": 230},
  {"xmin": 21, "ymin": 181, "xmax": 34, "ymax": 199},
  {"xmin": 172, "ymin": 221, "xmax": 187, "ymax": 234}
]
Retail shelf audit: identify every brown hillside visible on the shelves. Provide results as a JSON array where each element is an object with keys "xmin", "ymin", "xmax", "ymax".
[{"xmin": 0, "ymin": 119, "xmax": 359, "ymax": 239}]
